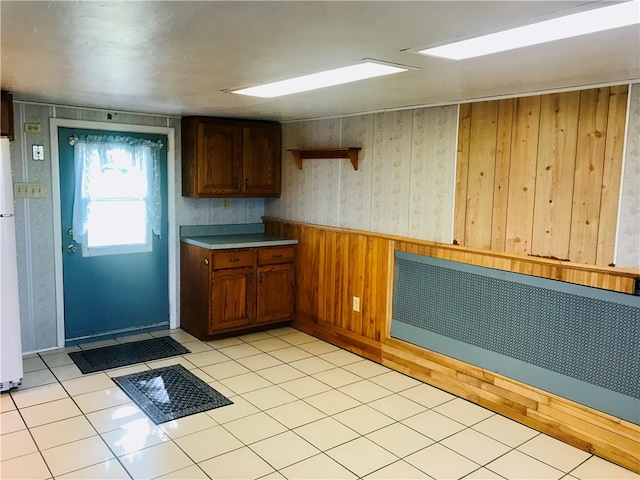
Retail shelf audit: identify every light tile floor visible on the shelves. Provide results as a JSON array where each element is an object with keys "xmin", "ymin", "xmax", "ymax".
[{"xmin": 1, "ymin": 326, "xmax": 638, "ymax": 480}]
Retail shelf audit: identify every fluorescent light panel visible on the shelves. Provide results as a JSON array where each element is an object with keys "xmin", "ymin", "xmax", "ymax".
[
  {"xmin": 419, "ymin": 0, "xmax": 640, "ymax": 60},
  {"xmin": 231, "ymin": 61, "xmax": 408, "ymax": 98}
]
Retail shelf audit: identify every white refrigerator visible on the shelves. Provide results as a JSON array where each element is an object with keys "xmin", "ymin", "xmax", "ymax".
[{"xmin": 0, "ymin": 136, "xmax": 23, "ymax": 391}]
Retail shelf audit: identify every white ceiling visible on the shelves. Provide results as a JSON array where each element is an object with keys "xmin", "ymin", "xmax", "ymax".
[{"xmin": 1, "ymin": 1, "xmax": 638, "ymax": 122}]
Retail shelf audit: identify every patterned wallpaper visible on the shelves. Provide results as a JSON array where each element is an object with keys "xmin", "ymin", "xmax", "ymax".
[
  {"xmin": 10, "ymin": 102, "xmax": 264, "ymax": 352},
  {"xmin": 265, "ymin": 106, "xmax": 459, "ymax": 243},
  {"xmin": 617, "ymin": 83, "xmax": 640, "ymax": 269}
]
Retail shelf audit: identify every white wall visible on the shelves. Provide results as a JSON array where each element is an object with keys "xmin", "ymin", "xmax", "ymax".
[
  {"xmin": 10, "ymin": 102, "xmax": 264, "ymax": 352},
  {"xmin": 617, "ymin": 83, "xmax": 640, "ymax": 269}
]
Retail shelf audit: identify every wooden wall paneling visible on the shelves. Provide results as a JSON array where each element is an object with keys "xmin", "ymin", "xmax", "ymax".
[
  {"xmin": 454, "ymin": 103, "xmax": 472, "ymax": 245},
  {"xmin": 263, "ymin": 218, "xmax": 638, "ymax": 297},
  {"xmin": 505, "ymin": 95, "xmax": 542, "ymax": 255},
  {"xmin": 347, "ymin": 233, "xmax": 367, "ymax": 336},
  {"xmin": 465, "ymin": 101, "xmax": 499, "ymax": 249},
  {"xmin": 334, "ymin": 231, "xmax": 350, "ymax": 331},
  {"xmin": 570, "ymin": 87, "xmax": 610, "ymax": 264},
  {"xmin": 296, "ymin": 225, "xmax": 321, "ymax": 323},
  {"xmin": 316, "ymin": 225, "xmax": 327, "ymax": 324},
  {"xmin": 320, "ymin": 229, "xmax": 337, "ymax": 326},
  {"xmin": 363, "ymin": 236, "xmax": 380, "ymax": 340},
  {"xmin": 597, "ymin": 85, "xmax": 629, "ymax": 266},
  {"xmin": 321, "ymin": 229, "xmax": 348, "ymax": 331},
  {"xmin": 531, "ymin": 91, "xmax": 581, "ymax": 260},
  {"xmin": 491, "ymin": 99, "xmax": 514, "ymax": 251}
]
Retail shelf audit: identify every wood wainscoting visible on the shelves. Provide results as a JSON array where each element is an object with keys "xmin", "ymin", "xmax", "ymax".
[{"xmin": 263, "ymin": 217, "xmax": 640, "ymax": 473}]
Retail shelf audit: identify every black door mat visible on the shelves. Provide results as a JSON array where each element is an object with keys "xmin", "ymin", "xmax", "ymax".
[
  {"xmin": 113, "ymin": 364, "xmax": 233, "ymax": 424},
  {"xmin": 68, "ymin": 336, "xmax": 191, "ymax": 374}
]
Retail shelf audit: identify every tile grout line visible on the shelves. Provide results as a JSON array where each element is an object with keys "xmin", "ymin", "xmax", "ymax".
[
  {"xmin": 40, "ymin": 352, "xmax": 135, "ymax": 479},
  {"xmin": 5, "ymin": 328, "xmax": 626, "ymax": 479}
]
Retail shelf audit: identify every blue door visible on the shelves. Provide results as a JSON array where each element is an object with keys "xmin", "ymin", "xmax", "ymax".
[{"xmin": 58, "ymin": 127, "xmax": 169, "ymax": 343}]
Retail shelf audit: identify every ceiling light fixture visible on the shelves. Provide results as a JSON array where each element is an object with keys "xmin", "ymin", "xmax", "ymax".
[
  {"xmin": 418, "ymin": 0, "xmax": 640, "ymax": 60},
  {"xmin": 230, "ymin": 61, "xmax": 409, "ymax": 98}
]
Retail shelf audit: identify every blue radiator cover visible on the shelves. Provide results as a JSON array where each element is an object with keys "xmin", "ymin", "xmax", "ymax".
[{"xmin": 391, "ymin": 251, "xmax": 640, "ymax": 424}]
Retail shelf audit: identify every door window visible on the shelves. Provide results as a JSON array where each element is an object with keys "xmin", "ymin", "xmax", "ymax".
[{"xmin": 70, "ymin": 135, "xmax": 163, "ymax": 257}]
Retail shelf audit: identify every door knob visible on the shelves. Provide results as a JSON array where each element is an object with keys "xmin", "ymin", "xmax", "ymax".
[{"xmin": 67, "ymin": 244, "xmax": 77, "ymax": 253}]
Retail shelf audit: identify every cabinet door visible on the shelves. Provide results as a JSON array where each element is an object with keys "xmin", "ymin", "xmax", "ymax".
[
  {"xmin": 1, "ymin": 91, "xmax": 14, "ymax": 141},
  {"xmin": 179, "ymin": 243, "xmax": 211, "ymax": 340},
  {"xmin": 197, "ymin": 122, "xmax": 243, "ymax": 196},
  {"xmin": 211, "ymin": 267, "xmax": 254, "ymax": 332},
  {"xmin": 243, "ymin": 125, "xmax": 281, "ymax": 197},
  {"xmin": 256, "ymin": 263, "xmax": 293, "ymax": 324}
]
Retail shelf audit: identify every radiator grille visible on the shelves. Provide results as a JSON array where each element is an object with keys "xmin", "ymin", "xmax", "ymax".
[{"xmin": 392, "ymin": 254, "xmax": 640, "ymax": 400}]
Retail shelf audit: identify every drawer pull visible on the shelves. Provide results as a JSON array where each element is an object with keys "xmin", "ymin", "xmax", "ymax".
[
  {"xmin": 272, "ymin": 254, "xmax": 282, "ymax": 258},
  {"xmin": 204, "ymin": 258, "xmax": 209, "ymax": 265},
  {"xmin": 229, "ymin": 258, "xmax": 240, "ymax": 263}
]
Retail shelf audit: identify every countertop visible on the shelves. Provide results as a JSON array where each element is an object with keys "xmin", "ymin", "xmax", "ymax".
[
  {"xmin": 179, "ymin": 223, "xmax": 297, "ymax": 250},
  {"xmin": 181, "ymin": 233, "xmax": 297, "ymax": 250}
]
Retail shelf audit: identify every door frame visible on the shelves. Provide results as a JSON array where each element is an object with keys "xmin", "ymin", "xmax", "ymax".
[{"xmin": 50, "ymin": 118, "xmax": 177, "ymax": 347}]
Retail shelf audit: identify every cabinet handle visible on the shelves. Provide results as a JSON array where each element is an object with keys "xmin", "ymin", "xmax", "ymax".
[
  {"xmin": 204, "ymin": 258, "xmax": 209, "ymax": 265},
  {"xmin": 229, "ymin": 258, "xmax": 240, "ymax": 263},
  {"xmin": 260, "ymin": 272, "xmax": 264, "ymax": 283},
  {"xmin": 272, "ymin": 254, "xmax": 282, "ymax": 258},
  {"xmin": 245, "ymin": 178, "xmax": 249, "ymax": 188}
]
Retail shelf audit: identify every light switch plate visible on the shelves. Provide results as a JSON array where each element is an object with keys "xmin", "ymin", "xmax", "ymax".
[
  {"xmin": 14, "ymin": 182, "xmax": 45, "ymax": 198},
  {"xmin": 24, "ymin": 123, "xmax": 42, "ymax": 133}
]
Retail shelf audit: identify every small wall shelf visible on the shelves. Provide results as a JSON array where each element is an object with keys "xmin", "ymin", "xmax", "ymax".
[{"xmin": 288, "ymin": 147, "xmax": 361, "ymax": 171}]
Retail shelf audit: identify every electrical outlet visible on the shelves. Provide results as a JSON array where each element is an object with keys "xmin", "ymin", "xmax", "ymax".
[
  {"xmin": 352, "ymin": 296, "xmax": 361, "ymax": 312},
  {"xmin": 32, "ymin": 145, "xmax": 45, "ymax": 161},
  {"xmin": 24, "ymin": 123, "xmax": 42, "ymax": 133}
]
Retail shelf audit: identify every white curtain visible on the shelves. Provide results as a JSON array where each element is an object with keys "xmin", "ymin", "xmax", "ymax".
[{"xmin": 70, "ymin": 135, "xmax": 162, "ymax": 245}]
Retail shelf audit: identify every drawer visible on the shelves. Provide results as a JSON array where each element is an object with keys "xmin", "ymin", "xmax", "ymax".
[
  {"xmin": 258, "ymin": 246, "xmax": 295, "ymax": 265},
  {"xmin": 212, "ymin": 250, "xmax": 255, "ymax": 269}
]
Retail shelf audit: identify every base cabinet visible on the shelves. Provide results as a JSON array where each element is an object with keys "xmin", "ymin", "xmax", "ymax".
[
  {"xmin": 257, "ymin": 263, "xmax": 294, "ymax": 324},
  {"xmin": 180, "ymin": 242, "xmax": 295, "ymax": 339}
]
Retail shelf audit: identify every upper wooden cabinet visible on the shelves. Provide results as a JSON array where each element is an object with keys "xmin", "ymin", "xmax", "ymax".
[
  {"xmin": 1, "ymin": 91, "xmax": 15, "ymax": 141},
  {"xmin": 182, "ymin": 117, "xmax": 281, "ymax": 198}
]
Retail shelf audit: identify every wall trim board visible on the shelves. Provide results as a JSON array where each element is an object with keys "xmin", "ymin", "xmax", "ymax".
[
  {"xmin": 263, "ymin": 217, "xmax": 640, "ymax": 294},
  {"xmin": 49, "ymin": 118, "xmax": 177, "ymax": 347},
  {"xmin": 292, "ymin": 313, "xmax": 381, "ymax": 363},
  {"xmin": 263, "ymin": 217, "xmax": 640, "ymax": 473},
  {"xmin": 279, "ymin": 82, "xmax": 636, "ymax": 124},
  {"xmin": 16, "ymin": 99, "xmax": 179, "ymax": 121}
]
